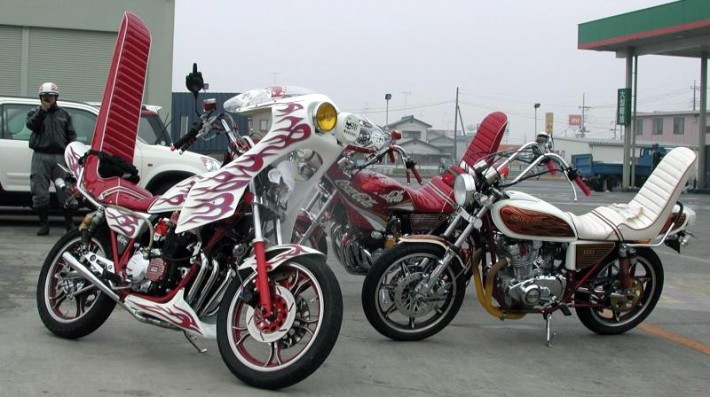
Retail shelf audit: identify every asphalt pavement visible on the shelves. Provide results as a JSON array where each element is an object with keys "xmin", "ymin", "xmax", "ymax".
[{"xmin": 0, "ymin": 182, "xmax": 708, "ymax": 397}]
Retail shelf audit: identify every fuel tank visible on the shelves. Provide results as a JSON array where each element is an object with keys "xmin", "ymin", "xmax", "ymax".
[{"xmin": 491, "ymin": 190, "xmax": 577, "ymax": 242}]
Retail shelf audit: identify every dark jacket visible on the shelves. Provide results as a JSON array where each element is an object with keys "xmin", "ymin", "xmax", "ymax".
[{"xmin": 26, "ymin": 105, "xmax": 76, "ymax": 154}]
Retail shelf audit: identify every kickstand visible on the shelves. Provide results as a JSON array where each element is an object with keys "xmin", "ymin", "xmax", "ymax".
[
  {"xmin": 544, "ymin": 313, "xmax": 557, "ymax": 347},
  {"xmin": 183, "ymin": 331, "xmax": 207, "ymax": 353}
]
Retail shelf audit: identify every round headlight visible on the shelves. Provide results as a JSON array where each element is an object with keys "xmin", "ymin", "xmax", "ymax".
[
  {"xmin": 454, "ymin": 173, "xmax": 477, "ymax": 206},
  {"xmin": 315, "ymin": 102, "xmax": 337, "ymax": 133}
]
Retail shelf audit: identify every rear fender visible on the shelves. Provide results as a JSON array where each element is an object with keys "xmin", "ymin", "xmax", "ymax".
[{"xmin": 238, "ymin": 244, "xmax": 326, "ymax": 272}]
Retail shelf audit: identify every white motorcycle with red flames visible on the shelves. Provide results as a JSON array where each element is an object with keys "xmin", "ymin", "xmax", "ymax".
[{"xmin": 36, "ymin": 64, "xmax": 364, "ymax": 388}]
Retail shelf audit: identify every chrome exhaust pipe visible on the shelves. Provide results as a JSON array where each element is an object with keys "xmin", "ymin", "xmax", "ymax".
[
  {"xmin": 62, "ymin": 251, "xmax": 181, "ymax": 330},
  {"xmin": 61, "ymin": 252, "xmax": 125, "ymax": 309}
]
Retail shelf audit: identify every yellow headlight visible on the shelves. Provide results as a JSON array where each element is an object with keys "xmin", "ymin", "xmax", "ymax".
[{"xmin": 315, "ymin": 102, "xmax": 337, "ymax": 133}]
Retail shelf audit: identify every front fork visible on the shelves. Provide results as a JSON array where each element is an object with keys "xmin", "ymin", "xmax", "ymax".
[{"xmin": 251, "ymin": 188, "xmax": 274, "ymax": 317}]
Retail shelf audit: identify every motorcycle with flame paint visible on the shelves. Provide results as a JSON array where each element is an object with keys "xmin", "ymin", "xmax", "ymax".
[
  {"xmin": 293, "ymin": 111, "xmax": 509, "ymax": 275},
  {"xmin": 361, "ymin": 141, "xmax": 697, "ymax": 345},
  {"xmin": 35, "ymin": 62, "xmax": 364, "ymax": 389}
]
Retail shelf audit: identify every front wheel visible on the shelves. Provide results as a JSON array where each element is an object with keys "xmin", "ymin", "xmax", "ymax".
[
  {"xmin": 361, "ymin": 243, "xmax": 467, "ymax": 341},
  {"xmin": 575, "ymin": 248, "xmax": 664, "ymax": 335},
  {"xmin": 217, "ymin": 256, "xmax": 343, "ymax": 390},
  {"xmin": 36, "ymin": 229, "xmax": 116, "ymax": 339}
]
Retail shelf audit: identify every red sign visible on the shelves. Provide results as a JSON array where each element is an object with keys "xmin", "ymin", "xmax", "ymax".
[{"xmin": 569, "ymin": 114, "xmax": 582, "ymax": 126}]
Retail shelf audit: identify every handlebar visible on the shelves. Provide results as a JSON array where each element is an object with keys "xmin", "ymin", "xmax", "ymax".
[
  {"xmin": 489, "ymin": 142, "xmax": 591, "ymax": 199},
  {"xmin": 171, "ymin": 120, "xmax": 203, "ymax": 152},
  {"xmin": 171, "ymin": 111, "xmax": 225, "ymax": 153}
]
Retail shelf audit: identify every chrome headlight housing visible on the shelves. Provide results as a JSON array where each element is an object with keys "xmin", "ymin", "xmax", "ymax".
[
  {"xmin": 201, "ymin": 156, "xmax": 221, "ymax": 172},
  {"xmin": 454, "ymin": 173, "xmax": 477, "ymax": 206},
  {"xmin": 314, "ymin": 102, "xmax": 337, "ymax": 133}
]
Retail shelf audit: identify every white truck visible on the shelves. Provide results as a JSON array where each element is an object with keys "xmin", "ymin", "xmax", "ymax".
[{"xmin": 0, "ymin": 96, "xmax": 221, "ymax": 207}]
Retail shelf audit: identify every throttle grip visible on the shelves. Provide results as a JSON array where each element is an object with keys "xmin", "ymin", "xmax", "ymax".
[
  {"xmin": 172, "ymin": 122, "xmax": 202, "ymax": 151},
  {"xmin": 545, "ymin": 159, "xmax": 557, "ymax": 176},
  {"xmin": 575, "ymin": 176, "xmax": 593, "ymax": 196},
  {"xmin": 411, "ymin": 165, "xmax": 423, "ymax": 184},
  {"xmin": 387, "ymin": 149, "xmax": 395, "ymax": 164}
]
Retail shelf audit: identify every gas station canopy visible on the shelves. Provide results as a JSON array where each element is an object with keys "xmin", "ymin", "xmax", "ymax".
[
  {"xmin": 578, "ymin": 0, "xmax": 710, "ymax": 189},
  {"xmin": 578, "ymin": 0, "xmax": 710, "ymax": 58}
]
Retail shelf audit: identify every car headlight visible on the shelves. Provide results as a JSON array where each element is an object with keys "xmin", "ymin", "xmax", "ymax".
[
  {"xmin": 454, "ymin": 173, "xmax": 477, "ymax": 206},
  {"xmin": 314, "ymin": 102, "xmax": 337, "ymax": 133},
  {"xmin": 201, "ymin": 156, "xmax": 221, "ymax": 172}
]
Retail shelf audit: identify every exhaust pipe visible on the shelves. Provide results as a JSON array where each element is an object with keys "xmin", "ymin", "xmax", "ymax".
[
  {"xmin": 62, "ymin": 252, "xmax": 182, "ymax": 330},
  {"xmin": 62, "ymin": 252, "xmax": 123, "ymax": 304}
]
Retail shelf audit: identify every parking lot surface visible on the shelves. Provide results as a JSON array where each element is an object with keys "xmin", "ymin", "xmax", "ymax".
[{"xmin": 1, "ymin": 182, "xmax": 708, "ymax": 397}]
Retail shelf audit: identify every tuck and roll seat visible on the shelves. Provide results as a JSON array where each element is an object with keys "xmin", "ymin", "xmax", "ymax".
[{"xmin": 569, "ymin": 147, "xmax": 696, "ymax": 242}]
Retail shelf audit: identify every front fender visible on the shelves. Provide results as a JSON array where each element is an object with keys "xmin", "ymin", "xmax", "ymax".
[{"xmin": 238, "ymin": 244, "xmax": 326, "ymax": 272}]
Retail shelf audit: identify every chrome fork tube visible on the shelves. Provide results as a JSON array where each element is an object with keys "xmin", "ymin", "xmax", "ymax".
[{"xmin": 298, "ymin": 191, "xmax": 336, "ymax": 244}]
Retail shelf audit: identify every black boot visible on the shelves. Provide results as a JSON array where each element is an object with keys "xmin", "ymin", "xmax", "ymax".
[
  {"xmin": 37, "ymin": 206, "xmax": 49, "ymax": 236},
  {"xmin": 63, "ymin": 209, "xmax": 75, "ymax": 233}
]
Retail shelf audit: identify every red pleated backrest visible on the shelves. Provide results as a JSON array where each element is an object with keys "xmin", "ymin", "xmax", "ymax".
[
  {"xmin": 90, "ymin": 11, "xmax": 151, "ymax": 163},
  {"xmin": 461, "ymin": 111, "xmax": 508, "ymax": 167}
]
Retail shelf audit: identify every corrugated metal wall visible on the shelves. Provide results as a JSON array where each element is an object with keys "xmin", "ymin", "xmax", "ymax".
[
  {"xmin": 0, "ymin": 26, "xmax": 23, "ymax": 94},
  {"xmin": 171, "ymin": 92, "xmax": 247, "ymax": 154},
  {"xmin": 0, "ymin": 26, "xmax": 115, "ymax": 100}
]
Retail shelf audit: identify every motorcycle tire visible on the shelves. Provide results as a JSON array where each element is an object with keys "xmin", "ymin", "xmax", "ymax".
[
  {"xmin": 575, "ymin": 248, "xmax": 664, "ymax": 335},
  {"xmin": 217, "ymin": 255, "xmax": 342, "ymax": 390},
  {"xmin": 361, "ymin": 243, "xmax": 467, "ymax": 341},
  {"xmin": 36, "ymin": 229, "xmax": 116, "ymax": 339}
]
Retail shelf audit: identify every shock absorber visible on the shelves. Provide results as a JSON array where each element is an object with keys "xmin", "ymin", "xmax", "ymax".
[{"xmin": 618, "ymin": 246, "xmax": 636, "ymax": 290}]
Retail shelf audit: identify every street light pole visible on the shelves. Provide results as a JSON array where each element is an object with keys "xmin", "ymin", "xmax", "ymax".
[
  {"xmin": 385, "ymin": 93, "xmax": 392, "ymax": 127},
  {"xmin": 534, "ymin": 103, "xmax": 541, "ymax": 133}
]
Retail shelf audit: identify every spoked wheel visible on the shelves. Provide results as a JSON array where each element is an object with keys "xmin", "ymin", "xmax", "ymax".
[
  {"xmin": 575, "ymin": 248, "xmax": 664, "ymax": 335},
  {"xmin": 36, "ymin": 229, "xmax": 116, "ymax": 339},
  {"xmin": 361, "ymin": 243, "xmax": 467, "ymax": 341},
  {"xmin": 217, "ymin": 256, "xmax": 342, "ymax": 390}
]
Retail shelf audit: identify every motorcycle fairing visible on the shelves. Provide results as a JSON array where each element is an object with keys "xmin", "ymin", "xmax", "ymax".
[
  {"xmin": 124, "ymin": 289, "xmax": 215, "ymax": 338},
  {"xmin": 237, "ymin": 244, "xmax": 325, "ymax": 272},
  {"xmin": 148, "ymin": 174, "xmax": 204, "ymax": 213},
  {"xmin": 174, "ymin": 95, "xmax": 334, "ymax": 233},
  {"xmin": 105, "ymin": 206, "xmax": 149, "ymax": 239}
]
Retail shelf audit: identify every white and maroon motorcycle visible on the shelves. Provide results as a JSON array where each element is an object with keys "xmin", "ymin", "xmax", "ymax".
[
  {"xmin": 362, "ymin": 142, "xmax": 697, "ymax": 345},
  {"xmin": 36, "ymin": 65, "xmax": 365, "ymax": 388}
]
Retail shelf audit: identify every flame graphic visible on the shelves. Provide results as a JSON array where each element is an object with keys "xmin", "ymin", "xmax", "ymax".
[{"xmin": 133, "ymin": 302, "xmax": 201, "ymax": 333}]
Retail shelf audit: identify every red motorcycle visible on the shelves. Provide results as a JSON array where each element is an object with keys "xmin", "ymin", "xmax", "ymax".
[{"xmin": 293, "ymin": 112, "xmax": 508, "ymax": 274}]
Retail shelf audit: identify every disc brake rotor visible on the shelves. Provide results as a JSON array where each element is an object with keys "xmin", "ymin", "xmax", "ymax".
[
  {"xmin": 245, "ymin": 285, "xmax": 297, "ymax": 343},
  {"xmin": 609, "ymin": 279, "xmax": 643, "ymax": 312},
  {"xmin": 393, "ymin": 272, "xmax": 435, "ymax": 317}
]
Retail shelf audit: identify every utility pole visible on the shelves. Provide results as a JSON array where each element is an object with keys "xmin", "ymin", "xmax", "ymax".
[
  {"xmin": 401, "ymin": 90, "xmax": 411, "ymax": 115},
  {"xmin": 578, "ymin": 93, "xmax": 591, "ymax": 137},
  {"xmin": 453, "ymin": 87, "xmax": 459, "ymax": 162},
  {"xmin": 692, "ymin": 80, "xmax": 699, "ymax": 111}
]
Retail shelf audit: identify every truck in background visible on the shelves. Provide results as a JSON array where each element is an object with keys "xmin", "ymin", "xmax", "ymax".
[{"xmin": 572, "ymin": 144, "xmax": 667, "ymax": 192}]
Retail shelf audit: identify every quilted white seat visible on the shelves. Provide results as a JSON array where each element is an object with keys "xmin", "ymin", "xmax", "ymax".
[{"xmin": 568, "ymin": 147, "xmax": 696, "ymax": 241}]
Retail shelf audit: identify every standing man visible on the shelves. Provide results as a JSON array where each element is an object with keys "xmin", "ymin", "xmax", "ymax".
[{"xmin": 26, "ymin": 82, "xmax": 76, "ymax": 236}]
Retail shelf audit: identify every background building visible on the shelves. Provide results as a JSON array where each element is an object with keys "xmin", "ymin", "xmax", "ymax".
[{"xmin": 0, "ymin": 0, "xmax": 174, "ymax": 115}]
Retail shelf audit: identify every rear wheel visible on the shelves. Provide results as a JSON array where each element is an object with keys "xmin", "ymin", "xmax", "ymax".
[
  {"xmin": 575, "ymin": 248, "xmax": 663, "ymax": 335},
  {"xmin": 217, "ymin": 256, "xmax": 342, "ymax": 390},
  {"xmin": 36, "ymin": 230, "xmax": 116, "ymax": 339},
  {"xmin": 361, "ymin": 243, "xmax": 467, "ymax": 341}
]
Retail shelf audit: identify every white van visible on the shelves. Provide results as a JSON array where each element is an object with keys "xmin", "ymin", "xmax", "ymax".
[{"xmin": 0, "ymin": 96, "xmax": 221, "ymax": 207}]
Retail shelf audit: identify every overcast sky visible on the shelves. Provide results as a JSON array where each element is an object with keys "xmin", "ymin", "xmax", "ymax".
[{"xmin": 172, "ymin": 0, "xmax": 702, "ymax": 144}]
